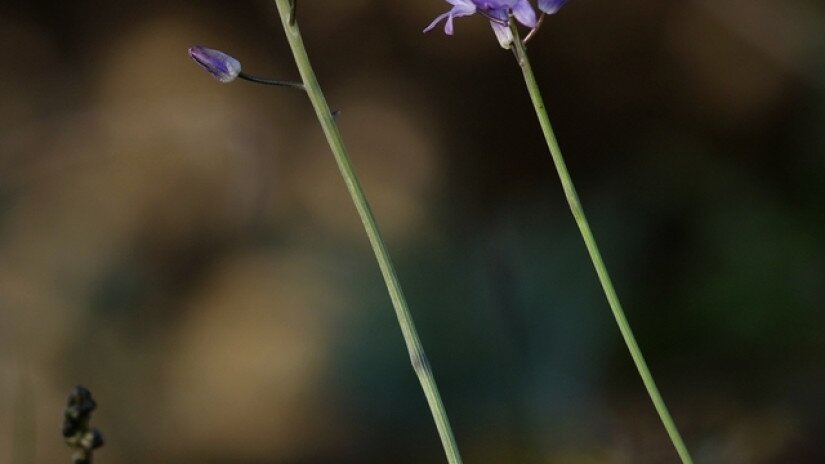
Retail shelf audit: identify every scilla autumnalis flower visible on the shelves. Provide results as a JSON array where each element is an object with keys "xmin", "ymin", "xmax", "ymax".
[
  {"xmin": 424, "ymin": 0, "xmax": 538, "ymax": 48},
  {"xmin": 188, "ymin": 46, "xmax": 241, "ymax": 83}
]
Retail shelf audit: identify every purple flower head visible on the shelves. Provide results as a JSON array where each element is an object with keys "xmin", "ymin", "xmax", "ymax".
[
  {"xmin": 424, "ymin": 0, "xmax": 538, "ymax": 48},
  {"xmin": 188, "ymin": 46, "xmax": 242, "ymax": 83},
  {"xmin": 538, "ymin": 0, "xmax": 567, "ymax": 14}
]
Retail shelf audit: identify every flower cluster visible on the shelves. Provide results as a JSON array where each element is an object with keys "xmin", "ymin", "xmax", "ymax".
[{"xmin": 425, "ymin": 0, "xmax": 568, "ymax": 48}]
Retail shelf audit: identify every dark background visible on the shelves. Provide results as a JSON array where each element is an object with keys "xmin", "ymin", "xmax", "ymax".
[{"xmin": 1, "ymin": 1, "xmax": 824, "ymax": 463}]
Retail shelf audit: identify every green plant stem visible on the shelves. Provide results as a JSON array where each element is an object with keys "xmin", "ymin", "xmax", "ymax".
[
  {"xmin": 272, "ymin": 2, "xmax": 463, "ymax": 463},
  {"xmin": 509, "ymin": 23, "xmax": 694, "ymax": 464}
]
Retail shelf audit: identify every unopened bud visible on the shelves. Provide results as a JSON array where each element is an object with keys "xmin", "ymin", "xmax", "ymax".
[{"xmin": 188, "ymin": 45, "xmax": 242, "ymax": 83}]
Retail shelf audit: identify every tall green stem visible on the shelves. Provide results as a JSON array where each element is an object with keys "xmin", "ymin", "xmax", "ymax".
[
  {"xmin": 509, "ymin": 23, "xmax": 694, "ymax": 464},
  {"xmin": 271, "ymin": 2, "xmax": 463, "ymax": 463}
]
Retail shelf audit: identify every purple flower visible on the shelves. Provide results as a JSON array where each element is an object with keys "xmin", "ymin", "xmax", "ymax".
[
  {"xmin": 538, "ymin": 0, "xmax": 567, "ymax": 14},
  {"xmin": 188, "ymin": 46, "xmax": 242, "ymax": 83},
  {"xmin": 424, "ymin": 0, "xmax": 538, "ymax": 48}
]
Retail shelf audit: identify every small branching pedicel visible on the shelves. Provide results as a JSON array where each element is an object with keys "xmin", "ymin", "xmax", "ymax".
[{"xmin": 426, "ymin": 2, "xmax": 695, "ymax": 463}]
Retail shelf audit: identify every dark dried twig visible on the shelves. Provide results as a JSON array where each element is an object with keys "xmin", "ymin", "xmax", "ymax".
[{"xmin": 62, "ymin": 386, "xmax": 104, "ymax": 464}]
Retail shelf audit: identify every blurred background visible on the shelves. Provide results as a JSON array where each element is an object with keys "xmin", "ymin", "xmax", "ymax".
[{"xmin": 1, "ymin": 0, "xmax": 824, "ymax": 462}]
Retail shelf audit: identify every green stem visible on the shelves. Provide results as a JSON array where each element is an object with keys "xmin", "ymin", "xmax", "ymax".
[
  {"xmin": 271, "ymin": 2, "xmax": 463, "ymax": 463},
  {"xmin": 509, "ymin": 23, "xmax": 694, "ymax": 464}
]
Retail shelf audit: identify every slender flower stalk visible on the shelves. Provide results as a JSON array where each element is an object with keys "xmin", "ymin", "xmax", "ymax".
[
  {"xmin": 425, "ymin": 2, "xmax": 693, "ymax": 459},
  {"xmin": 238, "ymin": 72, "xmax": 305, "ymax": 89},
  {"xmin": 271, "ymin": 1, "xmax": 463, "ymax": 463},
  {"xmin": 507, "ymin": 20, "xmax": 694, "ymax": 464}
]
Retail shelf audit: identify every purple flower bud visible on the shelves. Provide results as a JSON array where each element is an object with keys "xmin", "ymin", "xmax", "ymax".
[
  {"xmin": 538, "ymin": 0, "xmax": 567, "ymax": 14},
  {"xmin": 188, "ymin": 46, "xmax": 242, "ymax": 83}
]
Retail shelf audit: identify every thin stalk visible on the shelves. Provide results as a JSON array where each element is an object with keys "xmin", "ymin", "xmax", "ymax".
[
  {"xmin": 271, "ymin": 2, "xmax": 463, "ymax": 463},
  {"xmin": 238, "ymin": 71, "xmax": 305, "ymax": 89},
  {"xmin": 509, "ymin": 22, "xmax": 694, "ymax": 464}
]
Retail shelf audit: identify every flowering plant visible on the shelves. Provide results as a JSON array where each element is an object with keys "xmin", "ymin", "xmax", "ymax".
[
  {"xmin": 188, "ymin": 1, "xmax": 696, "ymax": 463},
  {"xmin": 426, "ymin": 0, "xmax": 696, "ymax": 462}
]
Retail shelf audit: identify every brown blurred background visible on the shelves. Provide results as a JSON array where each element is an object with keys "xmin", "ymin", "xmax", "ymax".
[{"xmin": 1, "ymin": 0, "xmax": 824, "ymax": 463}]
